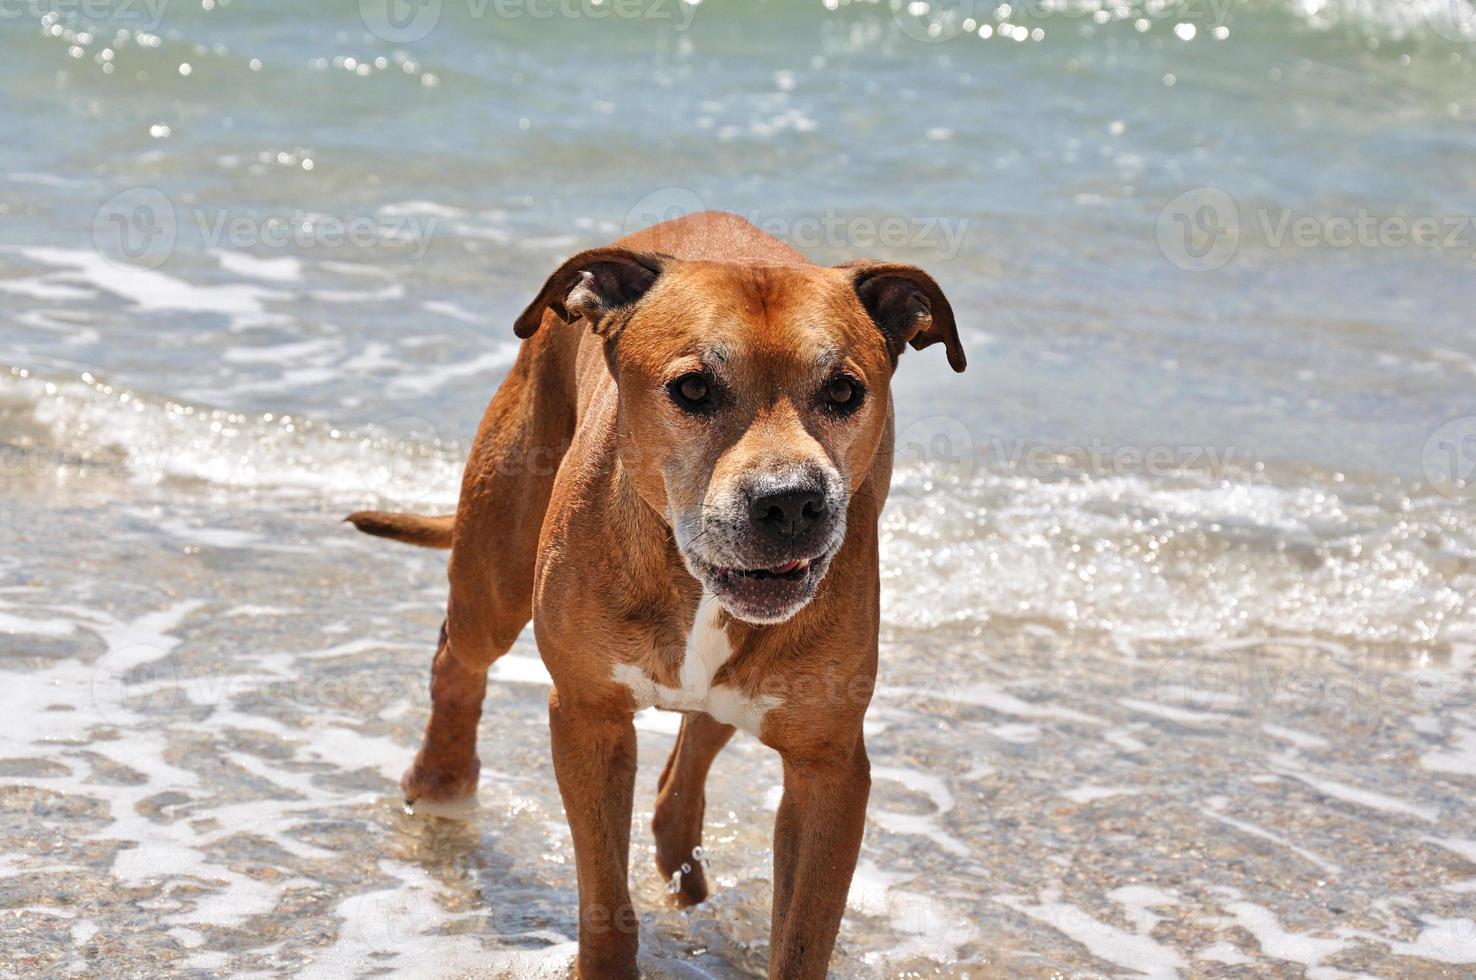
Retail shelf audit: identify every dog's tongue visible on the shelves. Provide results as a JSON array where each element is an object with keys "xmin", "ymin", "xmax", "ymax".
[{"xmin": 769, "ymin": 559, "xmax": 806, "ymax": 574}]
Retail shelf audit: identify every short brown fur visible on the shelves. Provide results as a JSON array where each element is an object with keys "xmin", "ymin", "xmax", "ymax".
[{"xmin": 350, "ymin": 211, "xmax": 963, "ymax": 978}]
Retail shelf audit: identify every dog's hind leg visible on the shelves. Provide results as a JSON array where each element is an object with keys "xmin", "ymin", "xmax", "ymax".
[
  {"xmin": 400, "ymin": 328, "xmax": 578, "ymax": 807},
  {"xmin": 651, "ymin": 712, "xmax": 735, "ymax": 906}
]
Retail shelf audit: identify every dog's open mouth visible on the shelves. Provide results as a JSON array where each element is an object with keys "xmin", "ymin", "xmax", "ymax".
[
  {"xmin": 713, "ymin": 558, "xmax": 811, "ymax": 583},
  {"xmin": 699, "ymin": 555, "xmax": 830, "ymax": 624}
]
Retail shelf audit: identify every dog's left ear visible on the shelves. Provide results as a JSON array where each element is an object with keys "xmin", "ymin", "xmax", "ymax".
[
  {"xmin": 840, "ymin": 261, "xmax": 966, "ymax": 373},
  {"xmin": 513, "ymin": 248, "xmax": 670, "ymax": 339}
]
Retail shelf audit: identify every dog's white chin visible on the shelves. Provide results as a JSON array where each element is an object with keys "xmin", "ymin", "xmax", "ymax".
[
  {"xmin": 712, "ymin": 591, "xmax": 814, "ymax": 626},
  {"xmin": 683, "ymin": 552, "xmax": 833, "ymax": 626}
]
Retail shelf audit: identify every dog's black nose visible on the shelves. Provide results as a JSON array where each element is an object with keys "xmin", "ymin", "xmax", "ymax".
[{"xmin": 749, "ymin": 487, "xmax": 827, "ymax": 539}]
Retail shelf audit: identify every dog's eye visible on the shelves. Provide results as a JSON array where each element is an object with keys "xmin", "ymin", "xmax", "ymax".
[
  {"xmin": 668, "ymin": 372, "xmax": 715, "ymax": 413},
  {"xmin": 823, "ymin": 375, "xmax": 864, "ymax": 414}
]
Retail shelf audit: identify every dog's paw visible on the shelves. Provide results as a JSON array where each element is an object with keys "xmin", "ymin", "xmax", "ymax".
[
  {"xmin": 655, "ymin": 848, "xmax": 710, "ymax": 908},
  {"xmin": 400, "ymin": 753, "xmax": 480, "ymax": 814}
]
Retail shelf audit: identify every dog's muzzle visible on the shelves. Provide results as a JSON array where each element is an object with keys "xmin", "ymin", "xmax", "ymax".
[{"xmin": 673, "ymin": 469, "xmax": 845, "ymax": 625}]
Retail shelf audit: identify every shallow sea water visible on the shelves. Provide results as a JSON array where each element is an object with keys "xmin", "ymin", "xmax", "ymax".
[{"xmin": 3, "ymin": 0, "xmax": 1476, "ymax": 976}]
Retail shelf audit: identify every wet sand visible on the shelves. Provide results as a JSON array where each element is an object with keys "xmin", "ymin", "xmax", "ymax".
[{"xmin": 2, "ymin": 452, "xmax": 1473, "ymax": 978}]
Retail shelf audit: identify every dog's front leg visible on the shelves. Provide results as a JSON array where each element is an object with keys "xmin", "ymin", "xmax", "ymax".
[
  {"xmin": 548, "ymin": 686, "xmax": 640, "ymax": 979},
  {"xmin": 768, "ymin": 736, "xmax": 871, "ymax": 979},
  {"xmin": 653, "ymin": 712, "xmax": 735, "ymax": 907}
]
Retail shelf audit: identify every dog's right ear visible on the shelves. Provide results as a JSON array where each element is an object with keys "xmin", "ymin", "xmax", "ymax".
[{"xmin": 513, "ymin": 248, "xmax": 669, "ymax": 339}]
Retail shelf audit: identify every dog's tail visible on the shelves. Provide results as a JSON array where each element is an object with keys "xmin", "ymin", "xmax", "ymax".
[{"xmin": 345, "ymin": 511, "xmax": 454, "ymax": 549}]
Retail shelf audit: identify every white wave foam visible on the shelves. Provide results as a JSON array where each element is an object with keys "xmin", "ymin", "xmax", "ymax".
[
  {"xmin": 848, "ymin": 861, "xmax": 978, "ymax": 966},
  {"xmin": 1199, "ymin": 804, "xmax": 1342, "ymax": 876},
  {"xmin": 994, "ymin": 888, "xmax": 1186, "ymax": 979},
  {"xmin": 881, "ymin": 461, "xmax": 1476, "ymax": 643},
  {"xmin": 212, "ymin": 249, "xmax": 304, "ymax": 283},
  {"xmin": 1062, "ymin": 785, "xmax": 1140, "ymax": 804},
  {"xmin": 869, "ymin": 767, "xmax": 969, "ymax": 858},
  {"xmin": 1270, "ymin": 752, "xmax": 1440, "ymax": 823},
  {"xmin": 3, "ymin": 368, "xmax": 461, "ymax": 508},
  {"xmin": 1287, "ymin": 0, "xmax": 1476, "ymax": 41},
  {"xmin": 1220, "ymin": 901, "xmax": 1348, "ymax": 973},
  {"xmin": 18, "ymin": 247, "xmax": 286, "ymax": 319},
  {"xmin": 302, "ymin": 859, "xmax": 579, "ymax": 979},
  {"xmin": 879, "ymin": 0, "xmax": 1475, "ymax": 46},
  {"xmin": 1422, "ymin": 728, "xmax": 1476, "ymax": 778},
  {"xmin": 5, "ymin": 366, "xmax": 1473, "ymax": 646}
]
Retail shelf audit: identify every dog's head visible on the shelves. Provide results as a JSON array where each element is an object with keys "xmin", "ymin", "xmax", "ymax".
[{"xmin": 515, "ymin": 249, "xmax": 965, "ymax": 624}]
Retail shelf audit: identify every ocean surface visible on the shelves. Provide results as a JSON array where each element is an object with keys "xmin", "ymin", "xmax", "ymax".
[{"xmin": 2, "ymin": 0, "xmax": 1475, "ymax": 976}]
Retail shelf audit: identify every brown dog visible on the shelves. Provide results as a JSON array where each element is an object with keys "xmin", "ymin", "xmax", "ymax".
[{"xmin": 349, "ymin": 211, "xmax": 964, "ymax": 978}]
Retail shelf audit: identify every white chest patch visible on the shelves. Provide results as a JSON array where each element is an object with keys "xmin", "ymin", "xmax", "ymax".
[{"xmin": 612, "ymin": 593, "xmax": 779, "ymax": 736}]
